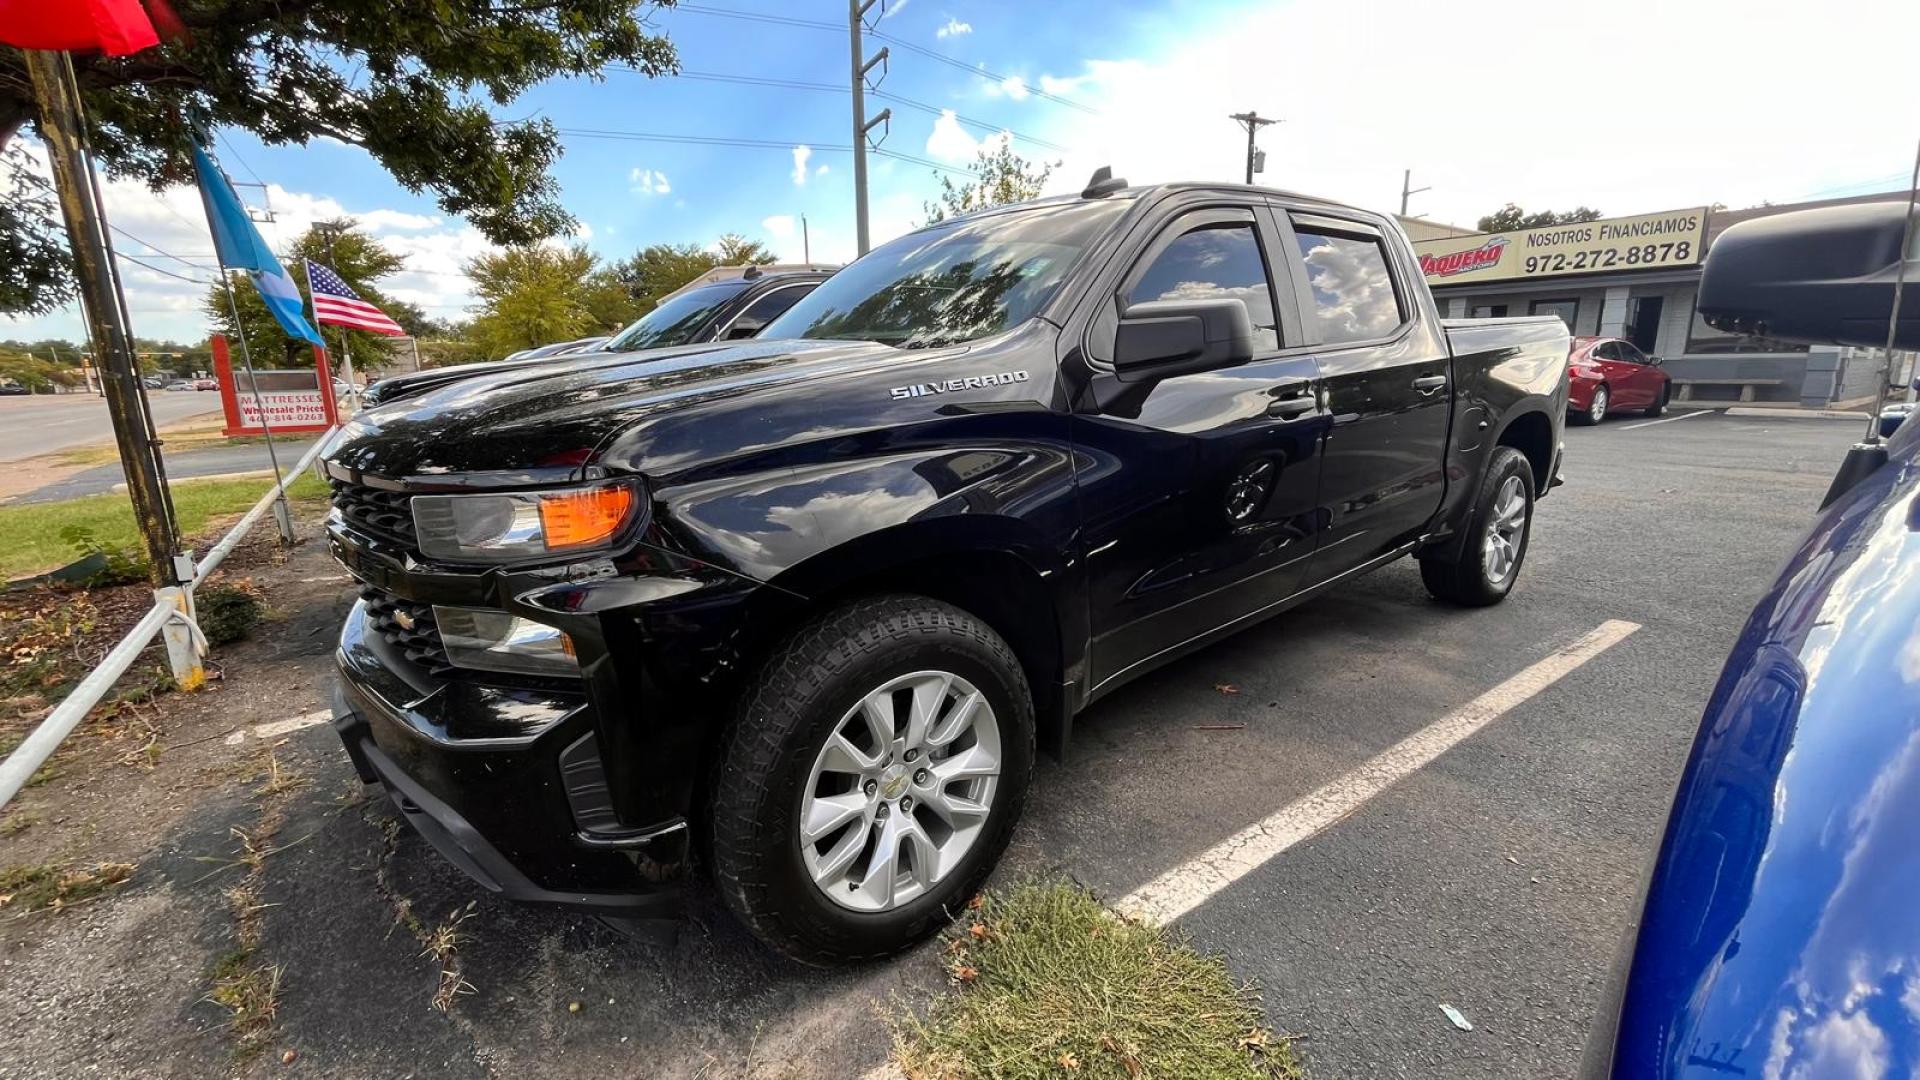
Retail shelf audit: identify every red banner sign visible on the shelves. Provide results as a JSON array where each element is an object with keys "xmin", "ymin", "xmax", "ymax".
[{"xmin": 212, "ymin": 336, "xmax": 341, "ymax": 436}]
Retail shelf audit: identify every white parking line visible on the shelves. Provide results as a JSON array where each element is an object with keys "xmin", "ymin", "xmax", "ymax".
[
  {"xmin": 1115, "ymin": 618, "xmax": 1641, "ymax": 926},
  {"xmin": 223, "ymin": 708, "xmax": 332, "ymax": 746},
  {"xmin": 1619, "ymin": 410, "xmax": 1710, "ymax": 430}
]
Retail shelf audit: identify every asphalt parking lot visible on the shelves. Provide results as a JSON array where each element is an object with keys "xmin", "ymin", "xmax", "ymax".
[{"xmin": 0, "ymin": 408, "xmax": 1864, "ymax": 1079}]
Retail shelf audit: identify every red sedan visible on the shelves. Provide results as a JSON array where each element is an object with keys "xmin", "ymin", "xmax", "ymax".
[{"xmin": 1567, "ymin": 336, "xmax": 1671, "ymax": 425}]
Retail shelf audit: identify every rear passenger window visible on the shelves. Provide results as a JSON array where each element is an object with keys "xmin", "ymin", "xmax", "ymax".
[
  {"xmin": 1128, "ymin": 224, "xmax": 1280, "ymax": 351},
  {"xmin": 1291, "ymin": 227, "xmax": 1403, "ymax": 345}
]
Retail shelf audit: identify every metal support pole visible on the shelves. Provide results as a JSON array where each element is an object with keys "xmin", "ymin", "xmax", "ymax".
[
  {"xmin": 317, "ymin": 228, "xmax": 359, "ymax": 391},
  {"xmin": 849, "ymin": 0, "xmax": 880, "ymax": 256},
  {"xmin": 1400, "ymin": 168, "xmax": 1431, "ymax": 217},
  {"xmin": 220, "ymin": 274, "xmax": 294, "ymax": 543},
  {"xmin": 24, "ymin": 50, "xmax": 184, "ymax": 586}
]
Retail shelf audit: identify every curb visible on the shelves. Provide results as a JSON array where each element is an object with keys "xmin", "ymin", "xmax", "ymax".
[{"xmin": 1724, "ymin": 407, "xmax": 1869, "ymax": 421}]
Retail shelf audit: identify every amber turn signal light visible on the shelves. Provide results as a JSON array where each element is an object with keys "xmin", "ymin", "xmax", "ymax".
[{"xmin": 537, "ymin": 486, "xmax": 635, "ymax": 550}]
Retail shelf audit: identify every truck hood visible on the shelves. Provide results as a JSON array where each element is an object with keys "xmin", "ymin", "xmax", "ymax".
[{"xmin": 325, "ymin": 338, "xmax": 911, "ymax": 481}]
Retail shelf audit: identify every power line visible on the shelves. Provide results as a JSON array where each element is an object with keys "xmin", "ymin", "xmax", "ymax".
[
  {"xmin": 554, "ymin": 124, "xmax": 974, "ymax": 176},
  {"xmin": 635, "ymin": 68, "xmax": 1068, "ymax": 153},
  {"xmin": 115, "ymin": 251, "xmax": 219, "ymax": 286},
  {"xmin": 673, "ymin": 2, "xmax": 1101, "ymax": 116}
]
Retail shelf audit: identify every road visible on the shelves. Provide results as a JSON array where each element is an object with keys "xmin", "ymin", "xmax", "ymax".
[
  {"xmin": 0, "ymin": 392, "xmax": 223, "ymax": 463},
  {"xmin": 0, "ymin": 409, "xmax": 1865, "ymax": 1078},
  {"xmin": 9, "ymin": 437, "xmax": 321, "ymax": 504}
]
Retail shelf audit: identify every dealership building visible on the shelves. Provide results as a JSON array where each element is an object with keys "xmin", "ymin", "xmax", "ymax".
[{"xmin": 1399, "ymin": 191, "xmax": 1914, "ymax": 405}]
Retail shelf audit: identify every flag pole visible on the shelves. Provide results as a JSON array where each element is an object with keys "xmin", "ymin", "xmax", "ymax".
[
  {"xmin": 217, "ymin": 274, "xmax": 292, "ymax": 541},
  {"xmin": 316, "ymin": 228, "xmax": 359, "ymax": 395}
]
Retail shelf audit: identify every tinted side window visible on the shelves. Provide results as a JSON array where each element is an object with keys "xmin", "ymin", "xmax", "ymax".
[
  {"xmin": 1127, "ymin": 224, "xmax": 1279, "ymax": 351},
  {"xmin": 732, "ymin": 284, "xmax": 815, "ymax": 335},
  {"xmin": 1592, "ymin": 341, "xmax": 1620, "ymax": 361},
  {"xmin": 1619, "ymin": 342, "xmax": 1647, "ymax": 364},
  {"xmin": 1291, "ymin": 227, "xmax": 1403, "ymax": 345}
]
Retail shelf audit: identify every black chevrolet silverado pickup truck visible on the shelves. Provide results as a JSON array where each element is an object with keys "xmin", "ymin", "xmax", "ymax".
[{"xmin": 321, "ymin": 176, "xmax": 1569, "ymax": 963}]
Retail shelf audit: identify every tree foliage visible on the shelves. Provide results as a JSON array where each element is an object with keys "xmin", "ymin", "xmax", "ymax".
[
  {"xmin": 0, "ymin": 0, "xmax": 679, "ymax": 315},
  {"xmin": 1475, "ymin": 204, "xmax": 1605, "ymax": 232},
  {"xmin": 464, "ymin": 245, "xmax": 601, "ymax": 358},
  {"xmin": 0, "ymin": 143, "xmax": 74, "ymax": 317},
  {"xmin": 607, "ymin": 235, "xmax": 775, "ymax": 319},
  {"xmin": 924, "ymin": 141, "xmax": 1058, "ymax": 224},
  {"xmin": 203, "ymin": 219, "xmax": 407, "ymax": 369}
]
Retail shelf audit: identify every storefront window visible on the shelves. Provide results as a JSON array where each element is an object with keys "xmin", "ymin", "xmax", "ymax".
[
  {"xmin": 1683, "ymin": 310, "xmax": 1809, "ymax": 354},
  {"xmin": 1530, "ymin": 298, "xmax": 1579, "ymax": 328},
  {"xmin": 1471, "ymin": 304, "xmax": 1508, "ymax": 318}
]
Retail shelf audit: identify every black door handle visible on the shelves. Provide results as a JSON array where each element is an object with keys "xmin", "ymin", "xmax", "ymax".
[
  {"xmin": 1412, "ymin": 374, "xmax": 1448, "ymax": 394},
  {"xmin": 1267, "ymin": 393, "xmax": 1316, "ymax": 419}
]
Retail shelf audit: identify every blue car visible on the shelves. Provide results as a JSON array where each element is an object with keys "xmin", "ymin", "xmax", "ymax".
[{"xmin": 1587, "ymin": 199, "xmax": 1920, "ymax": 1076}]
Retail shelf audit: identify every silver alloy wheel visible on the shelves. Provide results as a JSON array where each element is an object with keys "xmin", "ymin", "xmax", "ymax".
[
  {"xmin": 1589, "ymin": 386, "xmax": 1608, "ymax": 422},
  {"xmin": 799, "ymin": 670, "xmax": 1002, "ymax": 913},
  {"xmin": 1481, "ymin": 474, "xmax": 1528, "ymax": 586}
]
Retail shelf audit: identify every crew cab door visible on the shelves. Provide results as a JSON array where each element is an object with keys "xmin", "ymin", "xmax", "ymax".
[
  {"xmin": 1071, "ymin": 203, "xmax": 1324, "ymax": 691},
  {"xmin": 1282, "ymin": 211, "xmax": 1451, "ymax": 583}
]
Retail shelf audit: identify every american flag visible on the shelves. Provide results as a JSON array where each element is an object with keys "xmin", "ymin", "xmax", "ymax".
[{"xmin": 305, "ymin": 260, "xmax": 405, "ymax": 335}]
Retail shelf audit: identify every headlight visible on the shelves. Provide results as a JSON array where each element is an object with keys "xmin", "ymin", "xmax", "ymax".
[
  {"xmin": 411, "ymin": 481, "xmax": 640, "ymax": 563},
  {"xmin": 434, "ymin": 606, "xmax": 579, "ymax": 677}
]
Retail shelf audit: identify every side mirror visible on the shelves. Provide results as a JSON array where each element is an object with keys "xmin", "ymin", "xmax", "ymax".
[
  {"xmin": 1113, "ymin": 298, "xmax": 1256, "ymax": 382},
  {"xmin": 1698, "ymin": 200, "xmax": 1920, "ymax": 350},
  {"xmin": 1647, "ymin": 355, "xmax": 1663, "ymax": 366}
]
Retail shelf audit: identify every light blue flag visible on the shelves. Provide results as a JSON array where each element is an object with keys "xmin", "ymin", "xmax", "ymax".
[{"xmin": 190, "ymin": 144, "xmax": 324, "ymax": 346}]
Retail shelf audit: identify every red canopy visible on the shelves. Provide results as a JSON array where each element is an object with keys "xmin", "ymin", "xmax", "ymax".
[{"xmin": 0, "ymin": 0, "xmax": 160, "ymax": 56}]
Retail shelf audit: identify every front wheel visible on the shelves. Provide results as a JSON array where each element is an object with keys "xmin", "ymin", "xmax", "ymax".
[
  {"xmin": 708, "ymin": 595, "xmax": 1034, "ymax": 965},
  {"xmin": 1419, "ymin": 446, "xmax": 1535, "ymax": 607},
  {"xmin": 1645, "ymin": 383, "xmax": 1669, "ymax": 417}
]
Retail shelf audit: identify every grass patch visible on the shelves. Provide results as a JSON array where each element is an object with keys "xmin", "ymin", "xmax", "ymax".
[
  {"xmin": 0, "ymin": 472, "xmax": 327, "ymax": 581},
  {"xmin": 0, "ymin": 861, "xmax": 135, "ymax": 913},
  {"xmin": 892, "ymin": 880, "xmax": 1302, "ymax": 1080}
]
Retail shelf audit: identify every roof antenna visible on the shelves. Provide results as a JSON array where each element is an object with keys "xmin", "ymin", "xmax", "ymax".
[{"xmin": 1082, "ymin": 166, "xmax": 1127, "ymax": 199}]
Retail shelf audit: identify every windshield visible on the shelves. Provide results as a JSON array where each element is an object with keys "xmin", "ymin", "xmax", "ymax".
[
  {"xmin": 761, "ymin": 198, "xmax": 1131, "ymax": 348},
  {"xmin": 606, "ymin": 281, "xmax": 750, "ymax": 352}
]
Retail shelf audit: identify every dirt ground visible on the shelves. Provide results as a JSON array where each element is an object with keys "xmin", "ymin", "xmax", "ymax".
[{"xmin": 0, "ymin": 510, "xmax": 926, "ymax": 1079}]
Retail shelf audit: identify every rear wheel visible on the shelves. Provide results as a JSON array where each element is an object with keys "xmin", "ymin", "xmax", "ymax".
[
  {"xmin": 1645, "ymin": 383, "xmax": 1669, "ymax": 417},
  {"xmin": 708, "ymin": 595, "xmax": 1034, "ymax": 965},
  {"xmin": 1419, "ymin": 446, "xmax": 1535, "ymax": 607},
  {"xmin": 1570, "ymin": 384, "xmax": 1608, "ymax": 425}
]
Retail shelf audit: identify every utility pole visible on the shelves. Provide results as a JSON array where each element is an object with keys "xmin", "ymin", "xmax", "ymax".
[
  {"xmin": 1400, "ymin": 169, "xmax": 1432, "ymax": 216},
  {"xmin": 1229, "ymin": 112, "xmax": 1278, "ymax": 185},
  {"xmin": 24, "ymin": 49, "xmax": 184, "ymax": 586},
  {"xmin": 801, "ymin": 214, "xmax": 811, "ymax": 266},
  {"xmin": 849, "ymin": 0, "xmax": 890, "ymax": 256}
]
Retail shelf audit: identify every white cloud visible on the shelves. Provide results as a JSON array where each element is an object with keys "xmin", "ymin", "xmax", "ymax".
[
  {"xmin": 791, "ymin": 145, "xmax": 813, "ymax": 187},
  {"xmin": 982, "ymin": 75, "xmax": 1029, "ymax": 101},
  {"xmin": 937, "ymin": 15, "xmax": 971, "ymax": 37},
  {"xmin": 762, "ymin": 214, "xmax": 796, "ymax": 238},
  {"xmin": 628, "ymin": 168, "xmax": 671, "ymax": 196},
  {"xmin": 1037, "ymin": 73, "xmax": 1087, "ymax": 96},
  {"xmin": 816, "ymin": 163, "xmax": 830, "ymax": 176},
  {"xmin": 573, "ymin": 221, "xmax": 593, "ymax": 241},
  {"xmin": 1024, "ymin": 0, "xmax": 1920, "ymax": 226},
  {"xmin": 880, "ymin": 0, "xmax": 908, "ymax": 17},
  {"xmin": 926, "ymin": 110, "xmax": 988, "ymax": 163}
]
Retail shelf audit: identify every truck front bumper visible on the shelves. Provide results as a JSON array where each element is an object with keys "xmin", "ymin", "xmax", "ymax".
[{"xmin": 332, "ymin": 601, "xmax": 687, "ymax": 916}]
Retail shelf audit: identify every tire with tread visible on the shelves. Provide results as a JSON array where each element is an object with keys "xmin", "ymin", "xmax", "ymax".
[
  {"xmin": 708, "ymin": 594, "xmax": 1034, "ymax": 965},
  {"xmin": 1646, "ymin": 383, "xmax": 1669, "ymax": 417},
  {"xmin": 1419, "ymin": 446, "xmax": 1535, "ymax": 607},
  {"xmin": 1570, "ymin": 384, "xmax": 1608, "ymax": 425}
]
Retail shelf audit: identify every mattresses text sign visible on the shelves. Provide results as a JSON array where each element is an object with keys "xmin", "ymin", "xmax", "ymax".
[{"xmin": 1414, "ymin": 207, "xmax": 1708, "ymax": 285}]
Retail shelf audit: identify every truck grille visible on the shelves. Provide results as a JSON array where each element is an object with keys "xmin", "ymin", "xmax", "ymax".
[
  {"xmin": 330, "ymin": 480, "xmax": 417, "ymax": 548},
  {"xmin": 361, "ymin": 586, "xmax": 454, "ymax": 677}
]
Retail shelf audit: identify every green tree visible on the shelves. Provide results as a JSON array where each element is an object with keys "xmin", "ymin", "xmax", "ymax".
[
  {"xmin": 0, "ymin": 143, "xmax": 73, "ymax": 317},
  {"xmin": 715, "ymin": 233, "xmax": 777, "ymax": 266},
  {"xmin": 0, "ymin": 351, "xmax": 69, "ymax": 391},
  {"xmin": 465, "ymin": 245, "xmax": 599, "ymax": 357},
  {"xmin": 0, "ymin": 1, "xmax": 678, "ymax": 316},
  {"xmin": 924, "ymin": 141, "xmax": 1058, "ymax": 224},
  {"xmin": 1475, "ymin": 204, "xmax": 1605, "ymax": 232},
  {"xmin": 202, "ymin": 219, "xmax": 407, "ymax": 369}
]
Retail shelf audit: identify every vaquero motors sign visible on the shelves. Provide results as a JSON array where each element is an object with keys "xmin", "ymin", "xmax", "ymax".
[{"xmin": 1414, "ymin": 207, "xmax": 1709, "ymax": 286}]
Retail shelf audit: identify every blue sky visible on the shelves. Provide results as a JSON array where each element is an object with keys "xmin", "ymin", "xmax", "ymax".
[{"xmin": 8, "ymin": 0, "xmax": 1920, "ymax": 345}]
